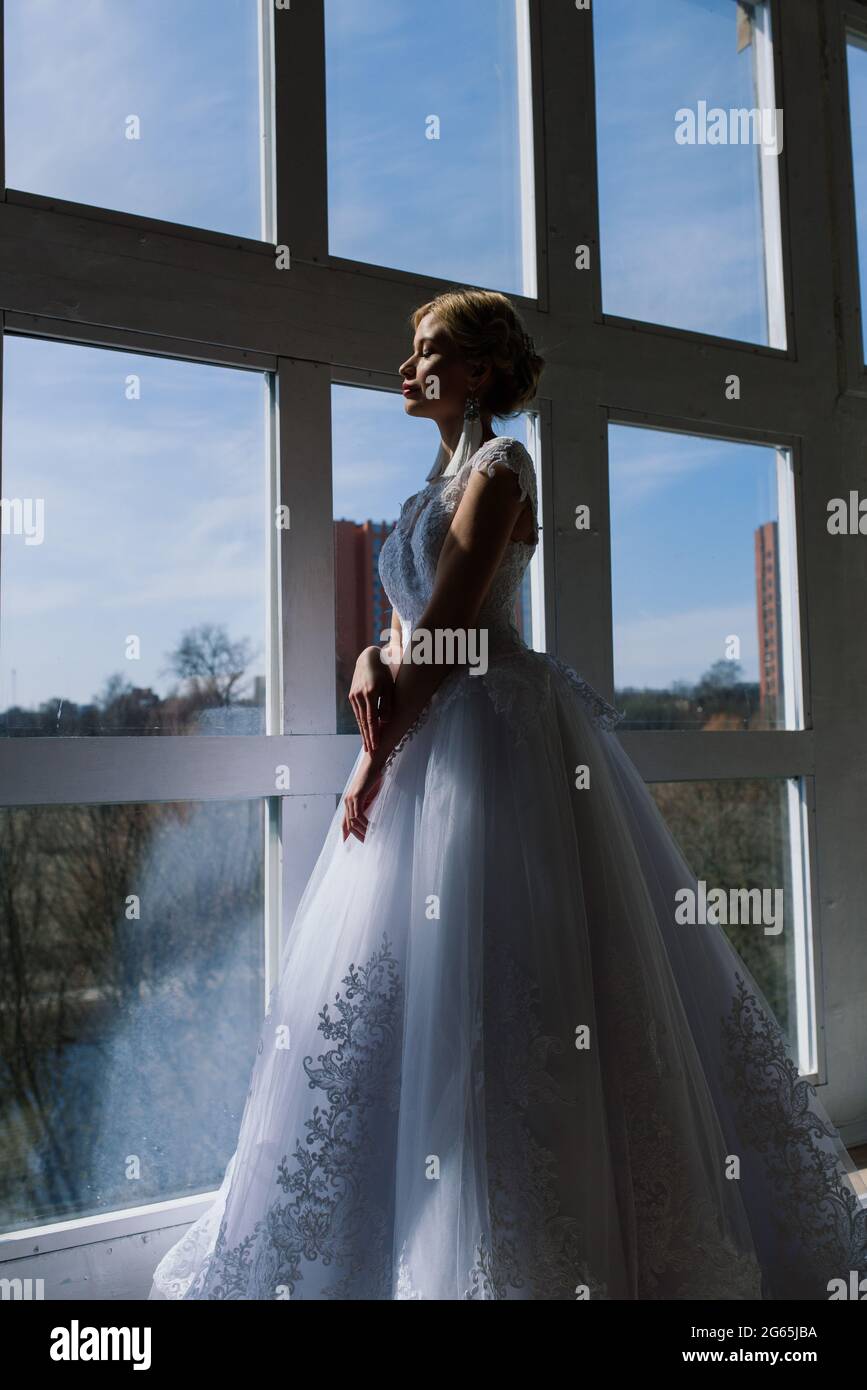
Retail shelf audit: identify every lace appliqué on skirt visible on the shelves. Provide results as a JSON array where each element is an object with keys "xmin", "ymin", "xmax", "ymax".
[
  {"xmin": 604, "ymin": 945, "xmax": 764, "ymax": 1300},
  {"xmin": 183, "ymin": 934, "xmax": 402, "ymax": 1300},
  {"xmin": 463, "ymin": 952, "xmax": 608, "ymax": 1300},
  {"xmin": 721, "ymin": 972, "xmax": 867, "ymax": 1291}
]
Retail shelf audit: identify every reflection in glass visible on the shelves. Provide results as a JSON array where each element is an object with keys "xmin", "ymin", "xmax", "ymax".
[
  {"xmin": 332, "ymin": 385, "xmax": 542, "ymax": 736},
  {"xmin": 609, "ymin": 424, "xmax": 802, "ymax": 732},
  {"xmin": 0, "ymin": 338, "xmax": 268, "ymax": 737},
  {"xmin": 325, "ymin": 0, "xmax": 535, "ymax": 294},
  {"xmin": 650, "ymin": 776, "xmax": 816, "ymax": 1071},
  {"xmin": 594, "ymin": 0, "xmax": 785, "ymax": 345},
  {"xmin": 0, "ymin": 799, "xmax": 265, "ymax": 1232},
  {"xmin": 4, "ymin": 0, "xmax": 263, "ymax": 238}
]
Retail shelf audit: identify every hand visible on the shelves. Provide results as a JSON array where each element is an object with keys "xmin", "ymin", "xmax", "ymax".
[
  {"xmin": 342, "ymin": 751, "xmax": 384, "ymax": 843},
  {"xmin": 349, "ymin": 646, "xmax": 394, "ymax": 754}
]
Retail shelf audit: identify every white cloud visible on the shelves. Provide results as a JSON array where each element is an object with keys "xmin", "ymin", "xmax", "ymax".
[{"xmin": 615, "ymin": 601, "xmax": 758, "ymax": 687}]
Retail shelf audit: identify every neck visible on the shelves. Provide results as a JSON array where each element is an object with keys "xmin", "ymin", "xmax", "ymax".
[{"xmin": 438, "ymin": 413, "xmax": 495, "ymax": 459}]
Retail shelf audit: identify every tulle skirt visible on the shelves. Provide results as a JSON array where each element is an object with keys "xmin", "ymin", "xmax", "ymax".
[{"xmin": 148, "ymin": 649, "xmax": 866, "ymax": 1300}]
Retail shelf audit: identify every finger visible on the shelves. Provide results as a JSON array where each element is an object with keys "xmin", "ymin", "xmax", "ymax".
[
  {"xmin": 355, "ymin": 699, "xmax": 370, "ymax": 753},
  {"xmin": 354, "ymin": 695, "xmax": 366, "ymax": 750},
  {"xmin": 349, "ymin": 695, "xmax": 368, "ymax": 752},
  {"xmin": 363, "ymin": 697, "xmax": 376, "ymax": 750}
]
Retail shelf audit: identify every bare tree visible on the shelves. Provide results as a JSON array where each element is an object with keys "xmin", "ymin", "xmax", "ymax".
[{"xmin": 163, "ymin": 624, "xmax": 255, "ymax": 707}]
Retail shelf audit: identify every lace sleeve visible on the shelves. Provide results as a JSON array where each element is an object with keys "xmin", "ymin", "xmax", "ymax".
[{"xmin": 469, "ymin": 438, "xmax": 539, "ymax": 536}]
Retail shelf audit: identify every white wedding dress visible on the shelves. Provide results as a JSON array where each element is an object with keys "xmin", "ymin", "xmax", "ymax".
[{"xmin": 149, "ymin": 435, "xmax": 866, "ymax": 1301}]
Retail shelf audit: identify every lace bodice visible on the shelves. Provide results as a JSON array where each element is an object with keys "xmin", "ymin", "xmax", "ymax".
[
  {"xmin": 376, "ymin": 435, "xmax": 624, "ymax": 764},
  {"xmin": 378, "ymin": 436, "xmax": 538, "ymax": 656}
]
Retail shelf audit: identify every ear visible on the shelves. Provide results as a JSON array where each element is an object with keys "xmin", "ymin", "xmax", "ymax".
[{"xmin": 466, "ymin": 358, "xmax": 493, "ymax": 395}]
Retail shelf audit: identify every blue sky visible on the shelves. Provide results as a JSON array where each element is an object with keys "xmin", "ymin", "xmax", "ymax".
[
  {"xmin": 325, "ymin": 0, "xmax": 526, "ymax": 293},
  {"xmin": 1, "ymin": 338, "xmax": 266, "ymax": 712},
  {"xmin": 609, "ymin": 426, "xmax": 781, "ymax": 689},
  {"xmin": 1, "ymin": 0, "xmax": 801, "ymax": 712},
  {"xmin": 5, "ymin": 0, "xmax": 261, "ymax": 239},
  {"xmin": 595, "ymin": 0, "xmax": 769, "ymax": 342}
]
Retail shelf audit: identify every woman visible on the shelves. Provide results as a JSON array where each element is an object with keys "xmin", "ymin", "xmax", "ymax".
[{"xmin": 150, "ymin": 289, "xmax": 866, "ymax": 1300}]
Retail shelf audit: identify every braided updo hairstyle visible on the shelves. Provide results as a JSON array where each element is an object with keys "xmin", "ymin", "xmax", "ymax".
[{"xmin": 410, "ymin": 289, "xmax": 545, "ymax": 417}]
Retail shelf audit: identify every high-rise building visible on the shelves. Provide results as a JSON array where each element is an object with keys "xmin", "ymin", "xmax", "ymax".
[{"xmin": 334, "ymin": 518, "xmax": 395, "ymax": 701}]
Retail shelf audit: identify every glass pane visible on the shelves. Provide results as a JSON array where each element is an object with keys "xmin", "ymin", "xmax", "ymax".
[
  {"xmin": 4, "ymin": 0, "xmax": 262, "ymax": 239},
  {"xmin": 847, "ymin": 35, "xmax": 867, "ymax": 360},
  {"xmin": 0, "ymin": 338, "xmax": 268, "ymax": 737},
  {"xmin": 332, "ymin": 385, "xmax": 542, "ymax": 736},
  {"xmin": 325, "ymin": 0, "xmax": 535, "ymax": 295},
  {"xmin": 649, "ymin": 777, "xmax": 815, "ymax": 1069},
  {"xmin": 608, "ymin": 424, "xmax": 803, "ymax": 731},
  {"xmin": 0, "ymin": 799, "xmax": 265, "ymax": 1232},
  {"xmin": 594, "ymin": 0, "xmax": 785, "ymax": 345}
]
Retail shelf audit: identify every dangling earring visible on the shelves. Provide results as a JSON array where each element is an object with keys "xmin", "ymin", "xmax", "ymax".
[
  {"xmin": 426, "ymin": 391, "xmax": 486, "ymax": 484},
  {"xmin": 460, "ymin": 391, "xmax": 484, "ymax": 461},
  {"xmin": 437, "ymin": 392, "xmax": 484, "ymax": 480}
]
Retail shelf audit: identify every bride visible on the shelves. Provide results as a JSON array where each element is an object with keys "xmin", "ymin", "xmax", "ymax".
[{"xmin": 150, "ymin": 289, "xmax": 866, "ymax": 1301}]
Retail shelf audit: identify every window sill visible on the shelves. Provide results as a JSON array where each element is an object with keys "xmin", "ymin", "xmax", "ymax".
[{"xmin": 0, "ymin": 1189, "xmax": 217, "ymax": 1264}]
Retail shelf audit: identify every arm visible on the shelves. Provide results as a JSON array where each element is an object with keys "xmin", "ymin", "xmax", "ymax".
[
  {"xmin": 349, "ymin": 609, "xmax": 401, "ymax": 753},
  {"xmin": 387, "ymin": 606, "xmax": 404, "ymax": 683},
  {"xmin": 368, "ymin": 462, "xmax": 527, "ymax": 769}
]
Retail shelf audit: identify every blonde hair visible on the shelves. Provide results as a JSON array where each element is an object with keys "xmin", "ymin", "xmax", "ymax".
[{"xmin": 410, "ymin": 289, "xmax": 544, "ymax": 417}]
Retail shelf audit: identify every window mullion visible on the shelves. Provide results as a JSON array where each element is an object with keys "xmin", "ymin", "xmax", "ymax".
[{"xmin": 273, "ymin": 0, "xmax": 328, "ymax": 265}]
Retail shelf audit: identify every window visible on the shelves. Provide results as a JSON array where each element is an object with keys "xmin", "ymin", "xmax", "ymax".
[
  {"xmin": 594, "ymin": 0, "xmax": 785, "ymax": 345},
  {"xmin": 0, "ymin": 339, "xmax": 268, "ymax": 737},
  {"xmin": 608, "ymin": 423, "xmax": 803, "ymax": 732},
  {"xmin": 0, "ymin": 798, "xmax": 265, "ymax": 1231},
  {"xmin": 4, "ymin": 0, "xmax": 263, "ymax": 238},
  {"xmin": 325, "ymin": 0, "xmax": 536, "ymax": 294},
  {"xmin": 650, "ymin": 776, "xmax": 816, "ymax": 1071}
]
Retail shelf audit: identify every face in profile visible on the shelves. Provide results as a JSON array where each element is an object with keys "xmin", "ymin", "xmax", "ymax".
[{"xmin": 399, "ymin": 312, "xmax": 488, "ymax": 424}]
